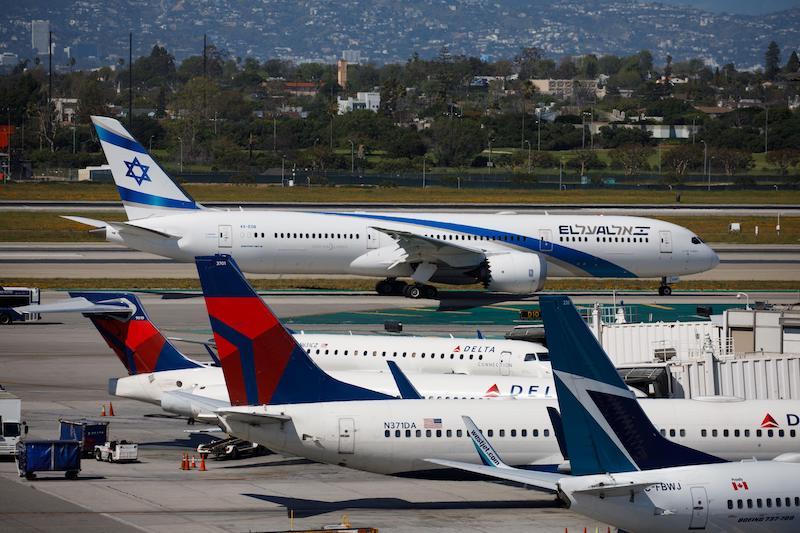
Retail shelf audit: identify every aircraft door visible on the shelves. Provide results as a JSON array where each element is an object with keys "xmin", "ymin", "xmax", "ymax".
[
  {"xmin": 538, "ymin": 229, "xmax": 553, "ymax": 252},
  {"xmin": 500, "ymin": 351, "xmax": 511, "ymax": 376},
  {"xmin": 338, "ymin": 418, "xmax": 355, "ymax": 454},
  {"xmin": 367, "ymin": 228, "xmax": 380, "ymax": 249},
  {"xmin": 219, "ymin": 225, "xmax": 233, "ymax": 248},
  {"xmin": 689, "ymin": 486, "xmax": 708, "ymax": 530},
  {"xmin": 659, "ymin": 230, "xmax": 672, "ymax": 253}
]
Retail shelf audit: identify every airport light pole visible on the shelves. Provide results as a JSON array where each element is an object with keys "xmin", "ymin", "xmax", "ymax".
[
  {"xmin": 536, "ymin": 108, "xmax": 541, "ymax": 151},
  {"xmin": 281, "ymin": 155, "xmax": 285, "ymax": 187},
  {"xmin": 177, "ymin": 136, "xmax": 183, "ymax": 173},
  {"xmin": 523, "ymin": 140, "xmax": 531, "ymax": 173},
  {"xmin": 348, "ymin": 139, "xmax": 354, "ymax": 174},
  {"xmin": 700, "ymin": 140, "xmax": 707, "ymax": 190},
  {"xmin": 737, "ymin": 292, "xmax": 751, "ymax": 310}
]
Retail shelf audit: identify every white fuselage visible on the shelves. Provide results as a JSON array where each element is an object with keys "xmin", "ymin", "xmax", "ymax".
[
  {"xmin": 562, "ymin": 461, "xmax": 800, "ymax": 533},
  {"xmin": 111, "ymin": 334, "xmax": 552, "ymax": 409},
  {"xmin": 108, "ymin": 211, "xmax": 718, "ymax": 283},
  {"xmin": 219, "ymin": 398, "xmax": 800, "ymax": 476}
]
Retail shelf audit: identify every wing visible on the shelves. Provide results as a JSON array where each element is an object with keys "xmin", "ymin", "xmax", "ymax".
[
  {"xmin": 371, "ymin": 226, "xmax": 484, "ymax": 268},
  {"xmin": 425, "ymin": 458, "xmax": 562, "ymax": 492}
]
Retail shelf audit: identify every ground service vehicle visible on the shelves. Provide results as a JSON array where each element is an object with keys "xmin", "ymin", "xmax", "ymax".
[
  {"xmin": 59, "ymin": 419, "xmax": 109, "ymax": 457},
  {"xmin": 0, "ymin": 287, "xmax": 40, "ymax": 324},
  {"xmin": 0, "ymin": 387, "xmax": 23, "ymax": 457},
  {"xmin": 94, "ymin": 440, "xmax": 138, "ymax": 463}
]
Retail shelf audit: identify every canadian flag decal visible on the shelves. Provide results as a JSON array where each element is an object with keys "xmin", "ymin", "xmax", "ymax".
[
  {"xmin": 761, "ymin": 413, "xmax": 779, "ymax": 428},
  {"xmin": 453, "ymin": 346, "xmax": 461, "ymax": 352},
  {"xmin": 484, "ymin": 384, "xmax": 500, "ymax": 397},
  {"xmin": 731, "ymin": 478, "xmax": 749, "ymax": 491}
]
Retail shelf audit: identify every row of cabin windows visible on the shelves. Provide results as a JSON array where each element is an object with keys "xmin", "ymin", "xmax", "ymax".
[
  {"xmin": 728, "ymin": 497, "xmax": 800, "ymax": 510},
  {"xmin": 384, "ymin": 428, "xmax": 551, "ymax": 438},
  {"xmin": 311, "ymin": 348, "xmax": 485, "ymax": 361},
  {"xmin": 660, "ymin": 428, "xmax": 798, "ymax": 439},
  {"xmin": 423, "ymin": 233, "xmax": 526, "ymax": 243},
  {"xmin": 559, "ymin": 236, "xmax": 649, "ymax": 244},
  {"xmin": 250, "ymin": 232, "xmax": 362, "ymax": 240}
]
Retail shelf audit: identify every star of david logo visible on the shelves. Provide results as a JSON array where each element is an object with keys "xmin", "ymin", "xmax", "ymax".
[{"xmin": 124, "ymin": 157, "xmax": 151, "ymax": 186}]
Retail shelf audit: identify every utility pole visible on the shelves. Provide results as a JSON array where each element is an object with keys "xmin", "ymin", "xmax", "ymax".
[
  {"xmin": 203, "ymin": 34, "xmax": 207, "ymax": 119},
  {"xmin": 701, "ymin": 140, "xmax": 707, "ymax": 189},
  {"xmin": 273, "ymin": 115, "xmax": 277, "ymax": 152},
  {"xmin": 48, "ymin": 31, "xmax": 52, "ymax": 141},
  {"xmin": 524, "ymin": 140, "xmax": 531, "ymax": 173},
  {"xmin": 348, "ymin": 139, "xmax": 354, "ymax": 174},
  {"xmin": 764, "ymin": 104, "xmax": 769, "ymax": 155},
  {"xmin": 129, "ymin": 32, "xmax": 133, "ymax": 129},
  {"xmin": 6, "ymin": 107, "xmax": 10, "ymax": 183},
  {"xmin": 536, "ymin": 108, "xmax": 541, "ymax": 151},
  {"xmin": 520, "ymin": 105, "xmax": 525, "ymax": 149}
]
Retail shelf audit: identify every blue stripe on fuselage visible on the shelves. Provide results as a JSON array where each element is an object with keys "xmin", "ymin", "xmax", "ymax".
[{"xmin": 320, "ymin": 212, "xmax": 636, "ymax": 278}]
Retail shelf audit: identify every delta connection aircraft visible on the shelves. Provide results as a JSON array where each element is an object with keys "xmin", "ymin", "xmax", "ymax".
[
  {"xmin": 431, "ymin": 297, "xmax": 800, "ymax": 533},
  {"xmin": 67, "ymin": 116, "xmax": 719, "ymax": 298},
  {"xmin": 198, "ymin": 254, "xmax": 800, "ymax": 477},
  {"xmin": 15, "ymin": 292, "xmax": 554, "ymax": 420}
]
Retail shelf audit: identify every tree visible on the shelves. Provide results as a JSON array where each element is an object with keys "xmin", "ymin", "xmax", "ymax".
[
  {"xmin": 765, "ymin": 41, "xmax": 781, "ymax": 80},
  {"xmin": 663, "ymin": 145, "xmax": 703, "ymax": 177},
  {"xmin": 786, "ymin": 51, "xmax": 800, "ymax": 74},
  {"xmin": 567, "ymin": 150, "xmax": 605, "ymax": 176},
  {"xmin": 598, "ymin": 126, "xmax": 654, "ymax": 148},
  {"xmin": 379, "ymin": 77, "xmax": 405, "ymax": 118},
  {"xmin": 428, "ymin": 117, "xmax": 483, "ymax": 167},
  {"xmin": 711, "ymin": 148, "xmax": 753, "ymax": 176},
  {"xmin": 609, "ymin": 144, "xmax": 654, "ymax": 175},
  {"xmin": 766, "ymin": 148, "xmax": 800, "ymax": 175}
]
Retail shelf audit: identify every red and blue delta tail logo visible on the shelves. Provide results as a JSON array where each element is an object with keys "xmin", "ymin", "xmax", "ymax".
[
  {"xmin": 195, "ymin": 255, "xmax": 392, "ymax": 407},
  {"xmin": 69, "ymin": 292, "xmax": 201, "ymax": 375}
]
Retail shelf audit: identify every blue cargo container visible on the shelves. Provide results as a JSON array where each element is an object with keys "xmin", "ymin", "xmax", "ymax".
[
  {"xmin": 16, "ymin": 440, "xmax": 81, "ymax": 479},
  {"xmin": 58, "ymin": 419, "xmax": 109, "ymax": 456}
]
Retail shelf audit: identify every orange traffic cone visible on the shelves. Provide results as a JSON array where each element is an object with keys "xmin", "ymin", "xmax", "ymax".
[
  {"xmin": 199, "ymin": 454, "xmax": 207, "ymax": 471},
  {"xmin": 101, "ymin": 404, "xmax": 106, "ymax": 417},
  {"xmin": 190, "ymin": 455, "xmax": 197, "ymax": 469},
  {"xmin": 181, "ymin": 453, "xmax": 189, "ymax": 470},
  {"xmin": 108, "ymin": 402, "xmax": 115, "ymax": 416}
]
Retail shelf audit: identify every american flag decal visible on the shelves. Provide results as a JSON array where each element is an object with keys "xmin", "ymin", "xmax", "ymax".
[{"xmin": 424, "ymin": 418, "xmax": 443, "ymax": 429}]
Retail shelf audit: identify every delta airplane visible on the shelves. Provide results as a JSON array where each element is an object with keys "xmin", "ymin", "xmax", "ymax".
[
  {"xmin": 197, "ymin": 254, "xmax": 800, "ymax": 477},
  {"xmin": 67, "ymin": 116, "xmax": 719, "ymax": 298},
  {"xmin": 15, "ymin": 292, "xmax": 555, "ymax": 420},
  {"xmin": 431, "ymin": 296, "xmax": 800, "ymax": 532}
]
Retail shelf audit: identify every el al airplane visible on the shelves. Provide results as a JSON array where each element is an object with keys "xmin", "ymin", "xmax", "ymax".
[
  {"xmin": 197, "ymin": 254, "xmax": 800, "ymax": 477},
  {"xmin": 430, "ymin": 296, "xmax": 800, "ymax": 532},
  {"xmin": 14, "ymin": 292, "xmax": 555, "ymax": 420},
  {"xmin": 67, "ymin": 116, "xmax": 719, "ymax": 298}
]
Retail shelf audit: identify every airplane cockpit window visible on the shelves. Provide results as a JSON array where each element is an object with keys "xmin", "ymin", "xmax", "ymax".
[
  {"xmin": 537, "ymin": 352, "xmax": 550, "ymax": 361},
  {"xmin": 524, "ymin": 353, "xmax": 538, "ymax": 362},
  {"xmin": 691, "ymin": 236, "xmax": 703, "ymax": 244}
]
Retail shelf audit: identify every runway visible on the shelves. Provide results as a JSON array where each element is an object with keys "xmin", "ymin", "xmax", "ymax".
[{"xmin": 1, "ymin": 242, "xmax": 799, "ymax": 281}]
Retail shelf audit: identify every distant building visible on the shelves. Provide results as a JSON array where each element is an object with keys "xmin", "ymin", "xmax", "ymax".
[
  {"xmin": 337, "ymin": 92, "xmax": 380, "ymax": 114},
  {"xmin": 283, "ymin": 81, "xmax": 320, "ymax": 97},
  {"xmin": 341, "ymin": 50, "xmax": 361, "ymax": 64},
  {"xmin": 31, "ymin": 19, "xmax": 49, "ymax": 54},
  {"xmin": 529, "ymin": 78, "xmax": 603, "ymax": 100},
  {"xmin": 52, "ymin": 98, "xmax": 78, "ymax": 124},
  {"xmin": 0, "ymin": 53, "xmax": 19, "ymax": 66},
  {"xmin": 337, "ymin": 59, "xmax": 348, "ymax": 89}
]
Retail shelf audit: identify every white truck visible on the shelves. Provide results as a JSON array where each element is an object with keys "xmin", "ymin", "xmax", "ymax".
[
  {"xmin": 94, "ymin": 440, "xmax": 138, "ymax": 463},
  {"xmin": 0, "ymin": 387, "xmax": 23, "ymax": 456}
]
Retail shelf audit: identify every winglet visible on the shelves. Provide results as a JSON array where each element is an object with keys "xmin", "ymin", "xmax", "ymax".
[
  {"xmin": 196, "ymin": 254, "xmax": 393, "ymax": 406},
  {"xmin": 463, "ymin": 415, "xmax": 512, "ymax": 469},
  {"xmin": 539, "ymin": 295, "xmax": 725, "ymax": 475},
  {"xmin": 386, "ymin": 361, "xmax": 423, "ymax": 399}
]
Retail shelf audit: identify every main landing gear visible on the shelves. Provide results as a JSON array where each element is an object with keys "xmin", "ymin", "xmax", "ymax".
[
  {"xmin": 658, "ymin": 277, "xmax": 673, "ymax": 296},
  {"xmin": 375, "ymin": 278, "xmax": 438, "ymax": 299}
]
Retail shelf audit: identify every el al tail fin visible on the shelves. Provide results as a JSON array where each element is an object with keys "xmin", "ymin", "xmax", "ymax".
[
  {"xmin": 539, "ymin": 295, "xmax": 725, "ymax": 475},
  {"xmin": 196, "ymin": 254, "xmax": 392, "ymax": 406},
  {"xmin": 69, "ymin": 292, "xmax": 202, "ymax": 375},
  {"xmin": 90, "ymin": 116, "xmax": 202, "ymax": 220}
]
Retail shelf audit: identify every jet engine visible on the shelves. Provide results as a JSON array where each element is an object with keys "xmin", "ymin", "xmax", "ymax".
[{"xmin": 477, "ymin": 252, "xmax": 548, "ymax": 293}]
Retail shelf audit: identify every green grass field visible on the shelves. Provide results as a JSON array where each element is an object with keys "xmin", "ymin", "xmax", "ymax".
[
  {"xmin": 0, "ymin": 211, "xmax": 796, "ymax": 244},
  {"xmin": 2, "ymin": 182, "xmax": 800, "ymax": 204}
]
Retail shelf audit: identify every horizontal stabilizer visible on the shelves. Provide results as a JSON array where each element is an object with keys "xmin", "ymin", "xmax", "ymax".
[
  {"xmin": 61, "ymin": 215, "xmax": 108, "ymax": 229},
  {"xmin": 424, "ymin": 459, "xmax": 560, "ymax": 492},
  {"xmin": 109, "ymin": 221, "xmax": 181, "ymax": 240},
  {"xmin": 14, "ymin": 296, "xmax": 135, "ymax": 317}
]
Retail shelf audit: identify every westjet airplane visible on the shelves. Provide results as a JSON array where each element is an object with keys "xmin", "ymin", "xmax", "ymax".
[
  {"xmin": 196, "ymin": 254, "xmax": 800, "ymax": 477},
  {"xmin": 67, "ymin": 116, "xmax": 719, "ymax": 298},
  {"xmin": 431, "ymin": 296, "xmax": 800, "ymax": 532},
  {"xmin": 15, "ymin": 292, "xmax": 555, "ymax": 420}
]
